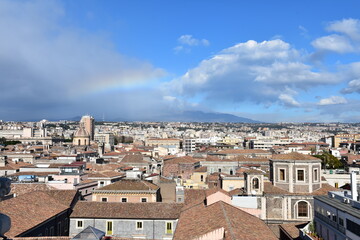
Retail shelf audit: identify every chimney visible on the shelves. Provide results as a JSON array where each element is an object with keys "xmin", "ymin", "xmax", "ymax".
[{"xmin": 351, "ymin": 171, "xmax": 358, "ymax": 201}]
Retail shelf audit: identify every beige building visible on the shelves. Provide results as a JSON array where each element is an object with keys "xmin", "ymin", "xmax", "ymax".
[
  {"xmin": 146, "ymin": 138, "xmax": 180, "ymax": 147},
  {"xmin": 332, "ymin": 134, "xmax": 360, "ymax": 148},
  {"xmin": 222, "ymin": 174, "xmax": 245, "ymax": 192},
  {"xmin": 80, "ymin": 115, "xmax": 95, "ymax": 140},
  {"xmin": 183, "ymin": 166, "xmax": 208, "ymax": 189},
  {"xmin": 73, "ymin": 123, "xmax": 90, "ymax": 146},
  {"xmin": 92, "ymin": 179, "xmax": 160, "ymax": 203}
]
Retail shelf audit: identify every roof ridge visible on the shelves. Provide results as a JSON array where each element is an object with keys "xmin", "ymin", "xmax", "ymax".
[
  {"xmin": 142, "ymin": 180, "xmax": 157, "ymax": 189},
  {"xmin": 220, "ymin": 201, "xmax": 236, "ymax": 240}
]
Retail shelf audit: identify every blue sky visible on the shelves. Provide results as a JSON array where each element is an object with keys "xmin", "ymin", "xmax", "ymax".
[{"xmin": 1, "ymin": 0, "xmax": 360, "ymax": 122}]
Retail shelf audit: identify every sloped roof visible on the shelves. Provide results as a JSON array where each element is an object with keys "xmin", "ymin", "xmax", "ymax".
[
  {"xmin": 121, "ymin": 154, "xmax": 148, "ymax": 163},
  {"xmin": 95, "ymin": 179, "xmax": 159, "ymax": 191},
  {"xmin": 0, "ymin": 191, "xmax": 71, "ymax": 237},
  {"xmin": 174, "ymin": 201, "xmax": 277, "ymax": 240},
  {"xmin": 271, "ymin": 152, "xmax": 320, "ymax": 161},
  {"xmin": 164, "ymin": 156, "xmax": 199, "ymax": 164},
  {"xmin": 73, "ymin": 226, "xmax": 105, "ymax": 240},
  {"xmin": 263, "ymin": 182, "xmax": 338, "ymax": 196}
]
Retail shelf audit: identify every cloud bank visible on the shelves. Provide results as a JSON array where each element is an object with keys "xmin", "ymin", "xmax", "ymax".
[{"xmin": 0, "ymin": 0, "xmax": 165, "ymax": 120}]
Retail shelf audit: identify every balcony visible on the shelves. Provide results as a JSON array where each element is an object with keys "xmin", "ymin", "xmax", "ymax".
[{"xmin": 314, "ymin": 211, "xmax": 345, "ymax": 234}]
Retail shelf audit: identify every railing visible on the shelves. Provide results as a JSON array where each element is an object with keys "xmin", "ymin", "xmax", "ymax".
[
  {"xmin": 315, "ymin": 212, "xmax": 337, "ymax": 229},
  {"xmin": 338, "ymin": 225, "xmax": 345, "ymax": 234}
]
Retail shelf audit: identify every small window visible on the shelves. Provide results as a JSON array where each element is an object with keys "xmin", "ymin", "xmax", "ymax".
[
  {"xmin": 166, "ymin": 222, "xmax": 173, "ymax": 234},
  {"xmin": 297, "ymin": 170, "xmax": 304, "ymax": 181},
  {"xmin": 121, "ymin": 198, "xmax": 127, "ymax": 202},
  {"xmin": 252, "ymin": 178, "xmax": 259, "ymax": 190},
  {"xmin": 106, "ymin": 221, "xmax": 113, "ymax": 235},
  {"xmin": 339, "ymin": 218, "xmax": 344, "ymax": 226},
  {"xmin": 76, "ymin": 220, "xmax": 83, "ymax": 229},
  {"xmin": 218, "ymin": 168, "xmax": 221, "ymax": 173},
  {"xmin": 57, "ymin": 222, "xmax": 62, "ymax": 235},
  {"xmin": 136, "ymin": 221, "xmax": 143, "ymax": 230},
  {"xmin": 50, "ymin": 226, "xmax": 54, "ymax": 235},
  {"xmin": 314, "ymin": 169, "xmax": 318, "ymax": 182},
  {"xmin": 298, "ymin": 201, "xmax": 308, "ymax": 217},
  {"xmin": 279, "ymin": 169, "xmax": 285, "ymax": 181},
  {"xmin": 102, "ymin": 197, "xmax": 108, "ymax": 202},
  {"xmin": 64, "ymin": 218, "xmax": 69, "ymax": 232},
  {"xmin": 141, "ymin": 198, "xmax": 147, "ymax": 202}
]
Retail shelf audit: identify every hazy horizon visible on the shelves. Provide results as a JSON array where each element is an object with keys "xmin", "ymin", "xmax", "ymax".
[{"xmin": 1, "ymin": 0, "xmax": 360, "ymax": 122}]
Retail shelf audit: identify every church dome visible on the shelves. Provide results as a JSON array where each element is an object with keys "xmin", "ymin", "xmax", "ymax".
[{"xmin": 74, "ymin": 124, "xmax": 90, "ymax": 137}]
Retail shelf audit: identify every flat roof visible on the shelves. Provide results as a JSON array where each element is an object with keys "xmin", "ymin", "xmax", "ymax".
[{"xmin": 314, "ymin": 195, "xmax": 360, "ymax": 219}]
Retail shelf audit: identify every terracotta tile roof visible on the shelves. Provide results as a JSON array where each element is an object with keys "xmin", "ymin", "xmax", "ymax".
[
  {"xmin": 0, "ymin": 161, "xmax": 32, "ymax": 170},
  {"xmin": 216, "ymin": 149, "xmax": 270, "ymax": 155},
  {"xmin": 159, "ymin": 176, "xmax": 175, "ymax": 183},
  {"xmin": 44, "ymin": 190, "xmax": 78, "ymax": 207},
  {"xmin": 87, "ymin": 171, "xmax": 124, "ymax": 178},
  {"xmin": 243, "ymin": 169, "xmax": 264, "ymax": 175},
  {"xmin": 271, "ymin": 152, "xmax": 320, "ymax": 161},
  {"xmin": 164, "ymin": 156, "xmax": 200, "ymax": 164},
  {"xmin": 10, "ymin": 183, "xmax": 55, "ymax": 196},
  {"xmin": 10, "ymin": 171, "xmax": 59, "ymax": 177},
  {"xmin": 71, "ymin": 201, "xmax": 184, "ymax": 219},
  {"xmin": 264, "ymin": 182, "xmax": 337, "ymax": 196},
  {"xmin": 0, "ymin": 191, "xmax": 70, "ymax": 237},
  {"xmin": 205, "ymin": 187, "xmax": 231, "ymax": 197},
  {"xmin": 174, "ymin": 201, "xmax": 278, "ymax": 240},
  {"xmin": 279, "ymin": 223, "xmax": 308, "ymax": 240},
  {"xmin": 86, "ymin": 163, "xmax": 123, "ymax": 171},
  {"xmin": 103, "ymin": 152, "xmax": 123, "ymax": 156},
  {"xmin": 228, "ymin": 188, "xmax": 245, "ymax": 196},
  {"xmin": 96, "ymin": 179, "xmax": 159, "ymax": 191},
  {"xmin": 194, "ymin": 166, "xmax": 207, "ymax": 172},
  {"xmin": 121, "ymin": 154, "xmax": 148, "ymax": 163},
  {"xmin": 184, "ymin": 188, "xmax": 230, "ymax": 207}
]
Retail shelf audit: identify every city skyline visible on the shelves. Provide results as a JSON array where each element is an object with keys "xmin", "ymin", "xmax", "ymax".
[{"xmin": 1, "ymin": 0, "xmax": 360, "ymax": 122}]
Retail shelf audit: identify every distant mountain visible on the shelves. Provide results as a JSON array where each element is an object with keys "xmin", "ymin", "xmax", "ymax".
[
  {"xmin": 112, "ymin": 110, "xmax": 261, "ymax": 123},
  {"xmin": 160, "ymin": 111, "xmax": 261, "ymax": 123}
]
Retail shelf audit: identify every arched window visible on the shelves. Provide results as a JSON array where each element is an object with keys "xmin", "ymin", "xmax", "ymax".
[
  {"xmin": 252, "ymin": 178, "xmax": 259, "ymax": 190},
  {"xmin": 230, "ymin": 170, "xmax": 233, "ymax": 175},
  {"xmin": 78, "ymin": 139, "xmax": 81, "ymax": 145},
  {"xmin": 298, "ymin": 201, "xmax": 308, "ymax": 217}
]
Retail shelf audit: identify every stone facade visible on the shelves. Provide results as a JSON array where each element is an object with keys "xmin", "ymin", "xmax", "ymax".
[{"xmin": 70, "ymin": 218, "xmax": 178, "ymax": 239}]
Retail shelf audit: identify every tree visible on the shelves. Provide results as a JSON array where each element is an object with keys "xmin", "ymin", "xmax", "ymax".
[{"xmin": 313, "ymin": 151, "xmax": 343, "ymax": 169}]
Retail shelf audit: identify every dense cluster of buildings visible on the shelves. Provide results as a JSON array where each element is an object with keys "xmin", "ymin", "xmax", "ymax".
[{"xmin": 0, "ymin": 117, "xmax": 360, "ymax": 240}]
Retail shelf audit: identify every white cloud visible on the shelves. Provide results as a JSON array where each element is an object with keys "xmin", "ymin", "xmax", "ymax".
[
  {"xmin": 174, "ymin": 34, "xmax": 210, "ymax": 53},
  {"xmin": 299, "ymin": 25, "xmax": 310, "ymax": 38},
  {"xmin": 342, "ymin": 78, "xmax": 360, "ymax": 94},
  {"xmin": 178, "ymin": 35, "xmax": 210, "ymax": 46},
  {"xmin": 312, "ymin": 19, "xmax": 360, "ymax": 54},
  {"xmin": 318, "ymin": 96, "xmax": 348, "ymax": 105},
  {"xmin": 168, "ymin": 39, "xmax": 340, "ymax": 108},
  {"xmin": 311, "ymin": 34, "xmax": 354, "ymax": 53},
  {"xmin": 163, "ymin": 95, "xmax": 177, "ymax": 101},
  {"xmin": 278, "ymin": 94, "xmax": 300, "ymax": 107},
  {"xmin": 326, "ymin": 18, "xmax": 360, "ymax": 41}
]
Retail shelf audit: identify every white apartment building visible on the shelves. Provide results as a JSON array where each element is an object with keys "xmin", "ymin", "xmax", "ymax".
[{"xmin": 314, "ymin": 173, "xmax": 360, "ymax": 240}]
